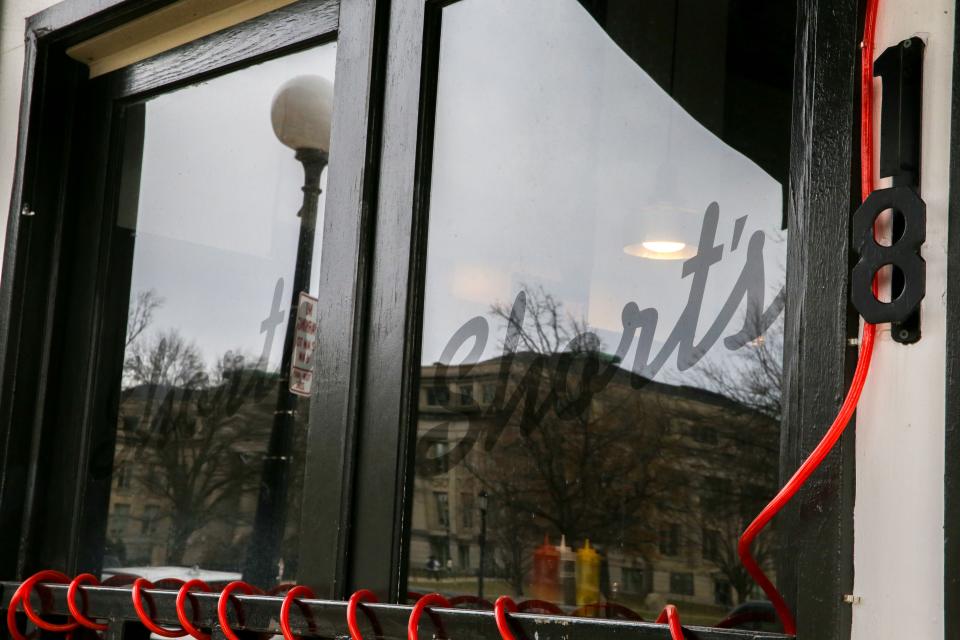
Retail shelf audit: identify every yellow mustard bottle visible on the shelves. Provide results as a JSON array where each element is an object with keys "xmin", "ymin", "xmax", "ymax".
[{"xmin": 575, "ymin": 539, "xmax": 601, "ymax": 609}]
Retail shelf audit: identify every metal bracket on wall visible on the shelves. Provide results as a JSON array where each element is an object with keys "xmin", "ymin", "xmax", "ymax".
[{"xmin": 851, "ymin": 36, "xmax": 926, "ymax": 343}]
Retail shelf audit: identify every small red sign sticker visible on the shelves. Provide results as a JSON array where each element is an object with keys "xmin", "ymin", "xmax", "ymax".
[{"xmin": 289, "ymin": 292, "xmax": 319, "ymax": 397}]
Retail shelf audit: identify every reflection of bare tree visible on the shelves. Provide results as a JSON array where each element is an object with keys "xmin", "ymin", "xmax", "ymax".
[
  {"xmin": 454, "ymin": 289, "xmax": 680, "ymax": 594},
  {"xmin": 117, "ymin": 330, "xmax": 264, "ymax": 564},
  {"xmin": 680, "ymin": 309, "xmax": 784, "ymax": 604},
  {"xmin": 113, "ymin": 293, "xmax": 305, "ymax": 573},
  {"xmin": 695, "ymin": 311, "xmax": 783, "ymax": 421},
  {"xmin": 125, "ymin": 329, "xmax": 207, "ymax": 389},
  {"xmin": 491, "ymin": 287, "xmax": 589, "ymax": 356},
  {"xmin": 419, "ymin": 287, "xmax": 783, "ymax": 609},
  {"xmin": 126, "ymin": 289, "xmax": 164, "ymax": 348},
  {"xmin": 702, "ymin": 514, "xmax": 776, "ymax": 607}
]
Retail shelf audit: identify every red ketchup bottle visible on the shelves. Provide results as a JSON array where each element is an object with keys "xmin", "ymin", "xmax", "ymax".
[{"xmin": 531, "ymin": 534, "xmax": 561, "ymax": 603}]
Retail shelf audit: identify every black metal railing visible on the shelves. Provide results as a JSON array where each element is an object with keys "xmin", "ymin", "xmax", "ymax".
[{"xmin": 0, "ymin": 582, "xmax": 791, "ymax": 640}]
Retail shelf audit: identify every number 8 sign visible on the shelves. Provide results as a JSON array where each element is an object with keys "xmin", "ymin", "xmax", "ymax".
[{"xmin": 850, "ymin": 185, "xmax": 926, "ymax": 324}]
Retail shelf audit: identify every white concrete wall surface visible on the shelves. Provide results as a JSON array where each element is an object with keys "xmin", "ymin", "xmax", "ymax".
[{"xmin": 852, "ymin": 1, "xmax": 954, "ymax": 638}]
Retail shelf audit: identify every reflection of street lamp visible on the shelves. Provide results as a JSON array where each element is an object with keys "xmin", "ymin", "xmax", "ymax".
[
  {"xmin": 622, "ymin": 163, "xmax": 699, "ymax": 260},
  {"xmin": 244, "ymin": 75, "xmax": 333, "ymax": 586},
  {"xmin": 478, "ymin": 490, "xmax": 489, "ymax": 599}
]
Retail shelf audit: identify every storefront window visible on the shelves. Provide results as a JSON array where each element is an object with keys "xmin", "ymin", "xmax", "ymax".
[
  {"xmin": 409, "ymin": 0, "xmax": 793, "ymax": 626},
  {"xmin": 96, "ymin": 42, "xmax": 336, "ymax": 588}
]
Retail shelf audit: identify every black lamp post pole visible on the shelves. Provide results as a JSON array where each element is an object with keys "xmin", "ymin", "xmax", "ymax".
[
  {"xmin": 478, "ymin": 491, "xmax": 488, "ymax": 600},
  {"xmin": 244, "ymin": 148, "xmax": 327, "ymax": 586}
]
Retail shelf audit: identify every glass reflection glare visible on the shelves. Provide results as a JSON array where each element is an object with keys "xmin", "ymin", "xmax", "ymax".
[
  {"xmin": 642, "ymin": 241, "xmax": 686, "ymax": 254},
  {"xmin": 623, "ymin": 241, "xmax": 694, "ymax": 260}
]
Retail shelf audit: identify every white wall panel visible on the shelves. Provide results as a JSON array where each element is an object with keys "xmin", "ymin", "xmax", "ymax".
[{"xmin": 852, "ymin": 2, "xmax": 954, "ymax": 638}]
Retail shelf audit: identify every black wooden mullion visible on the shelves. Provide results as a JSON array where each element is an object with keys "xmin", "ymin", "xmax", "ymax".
[
  {"xmin": 0, "ymin": 582, "xmax": 790, "ymax": 640},
  {"xmin": 781, "ymin": 1, "xmax": 861, "ymax": 639}
]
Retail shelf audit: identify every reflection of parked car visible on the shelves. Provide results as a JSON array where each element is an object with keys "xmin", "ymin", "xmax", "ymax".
[
  {"xmin": 714, "ymin": 601, "xmax": 779, "ymax": 632},
  {"xmin": 101, "ymin": 565, "xmax": 242, "ymax": 590}
]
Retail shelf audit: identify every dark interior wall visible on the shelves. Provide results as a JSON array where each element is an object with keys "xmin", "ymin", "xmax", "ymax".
[{"xmin": 577, "ymin": 0, "xmax": 796, "ymax": 189}]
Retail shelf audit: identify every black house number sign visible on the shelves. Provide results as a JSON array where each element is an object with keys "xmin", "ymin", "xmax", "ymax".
[{"xmin": 851, "ymin": 36, "xmax": 926, "ymax": 343}]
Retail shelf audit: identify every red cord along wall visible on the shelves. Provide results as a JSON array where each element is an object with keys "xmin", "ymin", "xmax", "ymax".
[{"xmin": 736, "ymin": 0, "xmax": 881, "ymax": 634}]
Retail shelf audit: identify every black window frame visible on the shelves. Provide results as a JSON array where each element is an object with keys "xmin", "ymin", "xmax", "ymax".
[
  {"xmin": 0, "ymin": 0, "xmax": 384, "ymax": 599},
  {"xmin": 0, "ymin": 0, "xmax": 870, "ymax": 639}
]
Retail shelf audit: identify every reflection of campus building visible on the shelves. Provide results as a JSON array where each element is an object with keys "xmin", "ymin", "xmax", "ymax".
[
  {"xmin": 410, "ymin": 354, "xmax": 779, "ymax": 614},
  {"xmin": 104, "ymin": 371, "xmax": 304, "ymax": 576},
  {"xmin": 104, "ymin": 351, "xmax": 778, "ymax": 612}
]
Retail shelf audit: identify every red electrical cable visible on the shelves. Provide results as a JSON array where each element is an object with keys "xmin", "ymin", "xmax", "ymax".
[
  {"xmin": 736, "ymin": 0, "xmax": 881, "ymax": 635},
  {"xmin": 860, "ymin": 0, "xmax": 881, "ymax": 205}
]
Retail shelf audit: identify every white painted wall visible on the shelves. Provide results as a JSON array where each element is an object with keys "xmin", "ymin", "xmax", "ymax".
[
  {"xmin": 0, "ymin": 0, "xmax": 60, "ymax": 260},
  {"xmin": 852, "ymin": 1, "xmax": 954, "ymax": 639}
]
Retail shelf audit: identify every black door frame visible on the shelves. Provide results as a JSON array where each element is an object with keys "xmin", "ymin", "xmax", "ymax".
[{"xmin": 0, "ymin": 0, "xmax": 869, "ymax": 637}]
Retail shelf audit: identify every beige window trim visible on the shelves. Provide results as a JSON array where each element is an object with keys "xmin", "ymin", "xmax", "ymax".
[{"xmin": 67, "ymin": 0, "xmax": 300, "ymax": 78}]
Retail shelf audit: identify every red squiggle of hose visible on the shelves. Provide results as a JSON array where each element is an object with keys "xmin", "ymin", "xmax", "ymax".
[{"xmin": 736, "ymin": 0, "xmax": 880, "ymax": 634}]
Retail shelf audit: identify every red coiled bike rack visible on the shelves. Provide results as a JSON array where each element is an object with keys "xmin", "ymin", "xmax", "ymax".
[
  {"xmin": 132, "ymin": 577, "xmax": 186, "ymax": 638},
  {"xmin": 20, "ymin": 571, "xmax": 79, "ymax": 634},
  {"xmin": 407, "ymin": 593, "xmax": 449, "ymax": 640},
  {"xmin": 346, "ymin": 589, "xmax": 379, "ymax": 640},
  {"xmin": 176, "ymin": 579, "xmax": 213, "ymax": 640},
  {"xmin": 217, "ymin": 581, "xmax": 263, "ymax": 640},
  {"xmin": 279, "ymin": 585, "xmax": 316, "ymax": 640},
  {"xmin": 67, "ymin": 573, "xmax": 108, "ymax": 632},
  {"xmin": 6, "ymin": 570, "xmax": 79, "ymax": 640}
]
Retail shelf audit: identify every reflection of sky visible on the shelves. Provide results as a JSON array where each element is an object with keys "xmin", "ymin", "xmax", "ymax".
[
  {"xmin": 421, "ymin": 0, "xmax": 787, "ymax": 385},
  {"xmin": 128, "ymin": 44, "xmax": 337, "ymax": 369}
]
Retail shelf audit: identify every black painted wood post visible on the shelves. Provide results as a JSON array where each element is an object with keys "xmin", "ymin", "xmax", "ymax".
[{"xmin": 781, "ymin": 0, "xmax": 861, "ymax": 638}]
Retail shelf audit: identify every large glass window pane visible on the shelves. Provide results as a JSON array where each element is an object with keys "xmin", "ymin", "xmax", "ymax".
[
  {"xmin": 96, "ymin": 42, "xmax": 336, "ymax": 589},
  {"xmin": 409, "ymin": 0, "xmax": 793, "ymax": 629}
]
